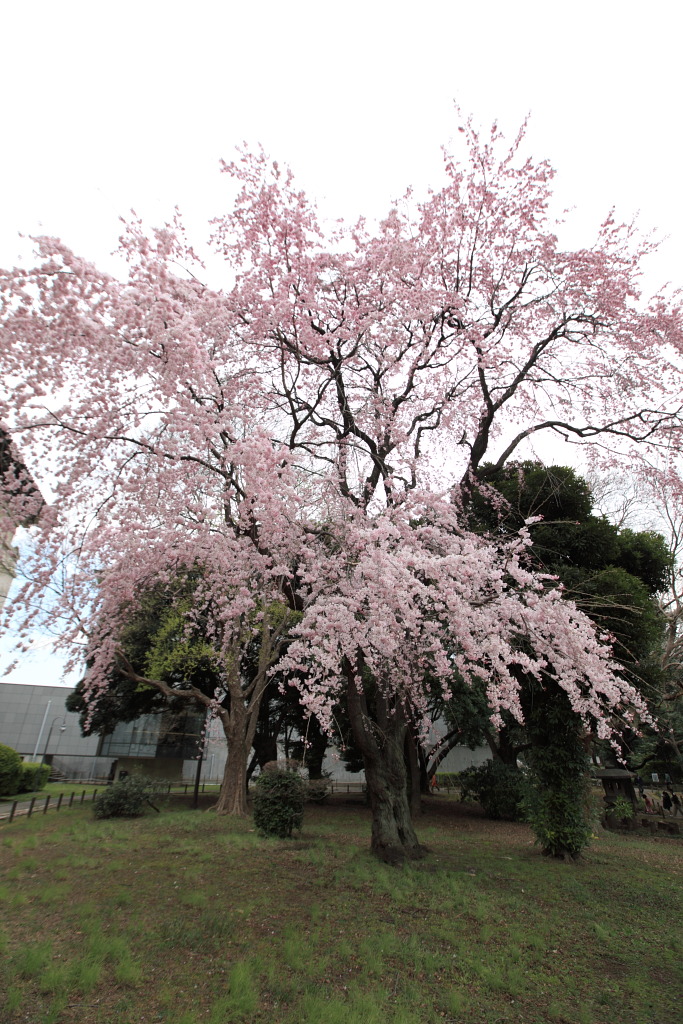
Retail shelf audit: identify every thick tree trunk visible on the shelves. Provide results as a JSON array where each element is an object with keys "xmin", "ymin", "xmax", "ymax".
[
  {"xmin": 425, "ymin": 728, "xmax": 464, "ymax": 785},
  {"xmin": 214, "ymin": 728, "xmax": 249, "ymax": 816},
  {"xmin": 404, "ymin": 728, "xmax": 422, "ymax": 816},
  {"xmin": 212, "ymin": 617, "xmax": 281, "ymax": 816},
  {"xmin": 345, "ymin": 661, "xmax": 426, "ymax": 864},
  {"xmin": 252, "ymin": 728, "xmax": 279, "ymax": 769},
  {"xmin": 417, "ymin": 742, "xmax": 431, "ymax": 796},
  {"xmin": 303, "ymin": 716, "xmax": 329, "ymax": 779},
  {"xmin": 485, "ymin": 724, "xmax": 526, "ymax": 766}
]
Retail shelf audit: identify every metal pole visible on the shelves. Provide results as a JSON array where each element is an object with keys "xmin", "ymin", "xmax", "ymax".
[
  {"xmin": 53, "ymin": 717, "xmax": 66, "ymax": 757},
  {"xmin": 41, "ymin": 717, "xmax": 66, "ymax": 766},
  {"xmin": 192, "ymin": 712, "xmax": 208, "ymax": 809},
  {"xmin": 192, "ymin": 751, "xmax": 203, "ymax": 809},
  {"xmin": 32, "ymin": 700, "xmax": 52, "ymax": 761}
]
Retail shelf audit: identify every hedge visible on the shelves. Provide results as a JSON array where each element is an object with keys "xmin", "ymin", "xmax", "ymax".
[
  {"xmin": 0, "ymin": 743, "xmax": 23, "ymax": 797},
  {"xmin": 18, "ymin": 762, "xmax": 51, "ymax": 793}
]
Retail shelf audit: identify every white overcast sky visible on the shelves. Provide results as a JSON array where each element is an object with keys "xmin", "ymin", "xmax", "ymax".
[{"xmin": 2, "ymin": 0, "xmax": 682, "ymax": 685}]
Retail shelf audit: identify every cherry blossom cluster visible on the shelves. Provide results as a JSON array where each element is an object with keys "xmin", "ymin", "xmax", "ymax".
[{"xmin": 1, "ymin": 119, "xmax": 680, "ymax": 742}]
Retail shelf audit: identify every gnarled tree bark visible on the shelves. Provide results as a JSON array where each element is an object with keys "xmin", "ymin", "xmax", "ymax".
[{"xmin": 345, "ymin": 660, "xmax": 426, "ymax": 864}]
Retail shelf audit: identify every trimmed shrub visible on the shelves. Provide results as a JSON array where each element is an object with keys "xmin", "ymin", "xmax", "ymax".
[
  {"xmin": 0, "ymin": 743, "xmax": 22, "ymax": 797},
  {"xmin": 18, "ymin": 762, "xmax": 50, "ymax": 793},
  {"xmin": 306, "ymin": 779, "xmax": 330, "ymax": 803},
  {"xmin": 253, "ymin": 767, "xmax": 305, "ymax": 838},
  {"xmin": 93, "ymin": 775, "xmax": 155, "ymax": 819},
  {"xmin": 458, "ymin": 760, "xmax": 527, "ymax": 821},
  {"xmin": 434, "ymin": 772, "xmax": 461, "ymax": 789}
]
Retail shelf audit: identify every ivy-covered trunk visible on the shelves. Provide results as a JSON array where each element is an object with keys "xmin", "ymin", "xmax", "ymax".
[
  {"xmin": 345, "ymin": 662, "xmax": 426, "ymax": 863},
  {"xmin": 522, "ymin": 680, "xmax": 592, "ymax": 859}
]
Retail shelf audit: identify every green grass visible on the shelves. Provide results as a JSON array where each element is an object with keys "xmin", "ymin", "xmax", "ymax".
[
  {"xmin": 0, "ymin": 795, "xmax": 681, "ymax": 1023},
  {"xmin": 1, "ymin": 781, "xmax": 222, "ymax": 803},
  {"xmin": 0, "ymin": 782, "xmax": 101, "ymax": 802}
]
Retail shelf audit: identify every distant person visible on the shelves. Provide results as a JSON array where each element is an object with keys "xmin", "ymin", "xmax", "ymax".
[
  {"xmin": 672, "ymin": 792, "xmax": 681, "ymax": 817},
  {"xmin": 643, "ymin": 792, "xmax": 653, "ymax": 814},
  {"xmin": 664, "ymin": 772, "xmax": 672, "ymax": 787},
  {"xmin": 662, "ymin": 791, "xmax": 673, "ymax": 816},
  {"xmin": 635, "ymin": 775, "xmax": 644, "ymax": 797}
]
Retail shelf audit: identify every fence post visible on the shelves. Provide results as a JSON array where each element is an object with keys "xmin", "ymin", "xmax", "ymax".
[
  {"xmin": 80, "ymin": 790, "xmax": 85, "ymax": 804},
  {"xmin": 9, "ymin": 800, "xmax": 17, "ymax": 822},
  {"xmin": 57, "ymin": 794, "xmax": 63, "ymax": 811},
  {"xmin": 27, "ymin": 797, "xmax": 36, "ymax": 818},
  {"xmin": 43, "ymin": 796, "xmax": 50, "ymax": 814},
  {"xmin": 93, "ymin": 790, "xmax": 98, "ymax": 801},
  {"xmin": 69, "ymin": 792, "xmax": 75, "ymax": 807}
]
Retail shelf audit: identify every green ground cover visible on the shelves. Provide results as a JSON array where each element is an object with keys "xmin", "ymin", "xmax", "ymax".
[
  {"xmin": 2, "ymin": 781, "xmax": 223, "ymax": 804},
  {"xmin": 0, "ymin": 795, "xmax": 680, "ymax": 1024},
  {"xmin": 1, "ymin": 782, "xmax": 101, "ymax": 803}
]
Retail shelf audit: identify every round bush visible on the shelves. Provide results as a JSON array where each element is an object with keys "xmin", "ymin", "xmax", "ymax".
[
  {"xmin": 253, "ymin": 768, "xmax": 305, "ymax": 838},
  {"xmin": 459, "ymin": 760, "xmax": 526, "ymax": 821},
  {"xmin": 0, "ymin": 743, "xmax": 22, "ymax": 797},
  {"xmin": 18, "ymin": 762, "xmax": 50, "ymax": 793},
  {"xmin": 93, "ymin": 775, "xmax": 153, "ymax": 819}
]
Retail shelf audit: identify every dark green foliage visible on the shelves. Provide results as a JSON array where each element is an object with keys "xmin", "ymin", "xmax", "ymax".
[
  {"xmin": 17, "ymin": 762, "xmax": 50, "ymax": 793},
  {"xmin": 614, "ymin": 528, "xmax": 670, "ymax": 594},
  {"xmin": 522, "ymin": 683, "xmax": 593, "ymax": 859},
  {"xmin": 252, "ymin": 768, "xmax": 305, "ymax": 838},
  {"xmin": 562, "ymin": 566, "xmax": 663, "ymax": 667},
  {"xmin": 471, "ymin": 461, "xmax": 669, "ymax": 597},
  {"xmin": 66, "ymin": 569, "xmax": 225, "ymax": 737},
  {"xmin": 306, "ymin": 778, "xmax": 331, "ymax": 803},
  {"xmin": 458, "ymin": 760, "xmax": 527, "ymax": 821},
  {"xmin": 0, "ymin": 742, "xmax": 22, "ymax": 796},
  {"xmin": 92, "ymin": 775, "xmax": 156, "ymax": 819},
  {"xmin": 66, "ymin": 673, "xmax": 170, "ymax": 736},
  {"xmin": 464, "ymin": 461, "xmax": 670, "ymax": 844}
]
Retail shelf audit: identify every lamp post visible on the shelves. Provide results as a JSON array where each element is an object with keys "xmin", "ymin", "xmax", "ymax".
[
  {"xmin": 41, "ymin": 716, "xmax": 67, "ymax": 766},
  {"xmin": 32, "ymin": 700, "xmax": 52, "ymax": 761}
]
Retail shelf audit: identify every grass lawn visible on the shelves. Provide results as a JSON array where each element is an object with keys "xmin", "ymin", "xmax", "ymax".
[
  {"xmin": 0, "ymin": 794, "xmax": 681, "ymax": 1024},
  {"xmin": 1, "ymin": 782, "xmax": 102, "ymax": 803},
  {"xmin": 2, "ymin": 781, "xmax": 225, "ymax": 805}
]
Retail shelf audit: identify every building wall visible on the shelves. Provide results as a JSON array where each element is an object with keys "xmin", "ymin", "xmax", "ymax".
[
  {"xmin": 0, "ymin": 681, "xmax": 490, "ymax": 784},
  {"xmin": 437, "ymin": 744, "xmax": 491, "ymax": 774},
  {"xmin": 0, "ymin": 681, "xmax": 228, "ymax": 782},
  {"xmin": 0, "ymin": 683, "xmax": 101, "ymax": 762}
]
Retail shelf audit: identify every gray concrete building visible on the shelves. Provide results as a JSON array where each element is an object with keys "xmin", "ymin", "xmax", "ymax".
[
  {"xmin": 0, "ymin": 682, "xmax": 228, "ymax": 782},
  {"xmin": 0, "ymin": 682, "xmax": 104, "ymax": 776}
]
